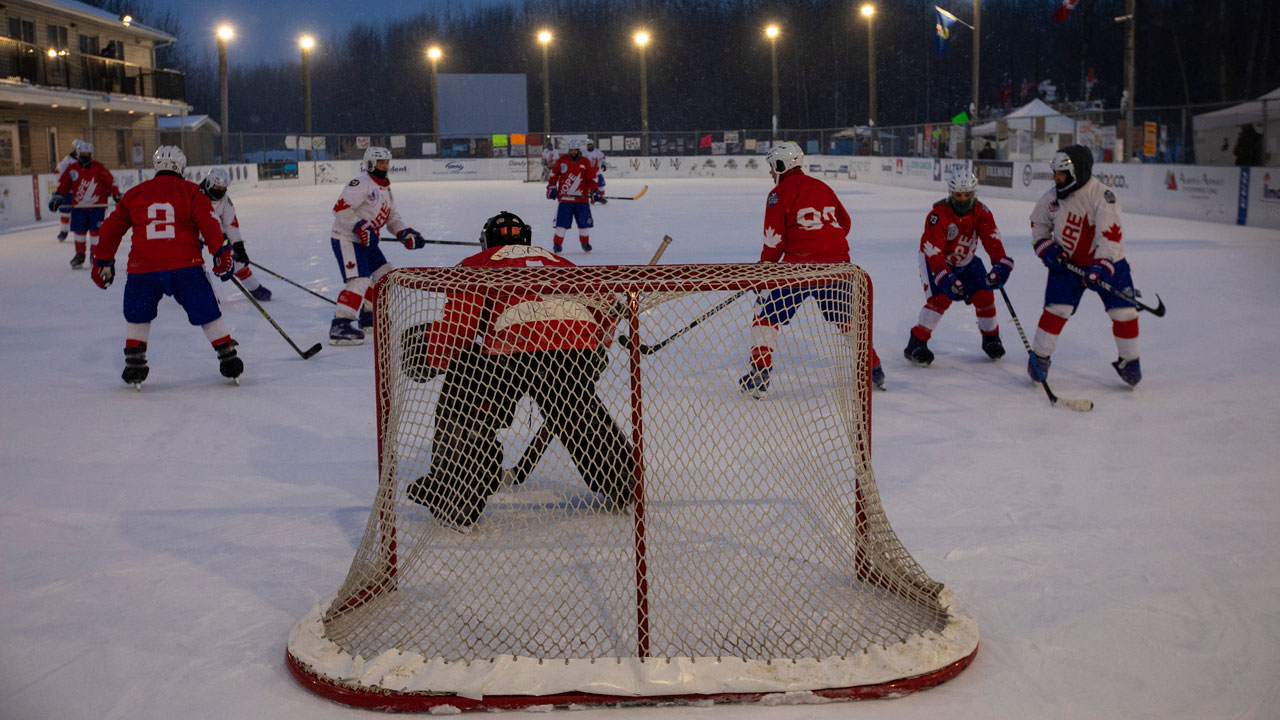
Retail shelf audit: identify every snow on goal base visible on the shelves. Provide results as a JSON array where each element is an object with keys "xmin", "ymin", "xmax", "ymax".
[{"xmin": 286, "ymin": 261, "xmax": 978, "ymax": 712}]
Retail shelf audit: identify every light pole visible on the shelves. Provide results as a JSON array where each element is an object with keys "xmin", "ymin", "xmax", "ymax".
[
  {"xmin": 427, "ymin": 46, "xmax": 442, "ymax": 154},
  {"xmin": 217, "ymin": 25, "xmax": 232, "ymax": 163},
  {"xmin": 300, "ymin": 35, "xmax": 314, "ymax": 161},
  {"xmin": 971, "ymin": 0, "xmax": 981, "ymax": 159},
  {"xmin": 635, "ymin": 31, "xmax": 650, "ymax": 155},
  {"xmin": 860, "ymin": 5, "xmax": 876, "ymax": 130},
  {"xmin": 538, "ymin": 31, "xmax": 552, "ymax": 136},
  {"xmin": 765, "ymin": 25, "xmax": 779, "ymax": 142}
]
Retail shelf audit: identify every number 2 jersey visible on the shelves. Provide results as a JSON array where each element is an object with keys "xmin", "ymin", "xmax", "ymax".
[
  {"xmin": 761, "ymin": 168, "xmax": 851, "ymax": 263},
  {"xmin": 97, "ymin": 173, "xmax": 224, "ymax": 273}
]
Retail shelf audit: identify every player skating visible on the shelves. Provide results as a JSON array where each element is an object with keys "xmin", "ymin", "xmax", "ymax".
[
  {"xmin": 93, "ymin": 146, "xmax": 242, "ymax": 387},
  {"xmin": 739, "ymin": 141, "xmax": 885, "ymax": 398},
  {"xmin": 539, "ymin": 138, "xmax": 557, "ymax": 183},
  {"xmin": 546, "ymin": 138, "xmax": 601, "ymax": 253},
  {"xmin": 401, "ymin": 211, "xmax": 634, "ymax": 529},
  {"xmin": 199, "ymin": 168, "xmax": 272, "ymax": 302},
  {"xmin": 52, "ymin": 139, "xmax": 84, "ymax": 242},
  {"xmin": 51, "ymin": 142, "xmax": 120, "ymax": 269},
  {"xmin": 327, "ymin": 146, "xmax": 426, "ymax": 345},
  {"xmin": 1028, "ymin": 144, "xmax": 1142, "ymax": 387},
  {"xmin": 584, "ymin": 138, "xmax": 607, "ymax": 204},
  {"xmin": 904, "ymin": 170, "xmax": 1014, "ymax": 366}
]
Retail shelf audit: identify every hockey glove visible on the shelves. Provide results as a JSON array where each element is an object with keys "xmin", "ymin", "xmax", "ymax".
[
  {"xmin": 986, "ymin": 257, "xmax": 1014, "ymax": 289},
  {"xmin": 590, "ymin": 189, "xmax": 604, "ymax": 203},
  {"xmin": 91, "ymin": 258, "xmax": 115, "ymax": 289},
  {"xmin": 212, "ymin": 242, "xmax": 235, "ymax": 281},
  {"xmin": 48, "ymin": 194, "xmax": 65, "ymax": 212},
  {"xmin": 1084, "ymin": 258, "xmax": 1115, "ymax": 288},
  {"xmin": 1033, "ymin": 237, "xmax": 1063, "ymax": 268},
  {"xmin": 112, "ymin": 193, "xmax": 122, "ymax": 204},
  {"xmin": 934, "ymin": 269, "xmax": 967, "ymax": 302},
  {"xmin": 397, "ymin": 228, "xmax": 427, "ymax": 250},
  {"xmin": 231, "ymin": 240, "xmax": 250, "ymax": 265},
  {"xmin": 352, "ymin": 219, "xmax": 379, "ymax": 246},
  {"xmin": 546, "ymin": 185, "xmax": 558, "ymax": 200}
]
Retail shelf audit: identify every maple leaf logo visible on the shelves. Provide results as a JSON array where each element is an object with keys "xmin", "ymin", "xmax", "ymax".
[
  {"xmin": 346, "ymin": 261, "xmax": 356, "ymax": 270},
  {"xmin": 763, "ymin": 227, "xmax": 782, "ymax": 248},
  {"xmin": 333, "ymin": 198, "xmax": 352, "ymax": 213},
  {"xmin": 1102, "ymin": 224, "xmax": 1122, "ymax": 244}
]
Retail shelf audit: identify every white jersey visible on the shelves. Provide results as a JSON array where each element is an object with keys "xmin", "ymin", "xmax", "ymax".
[
  {"xmin": 55, "ymin": 154, "xmax": 78, "ymax": 176},
  {"xmin": 1029, "ymin": 177, "xmax": 1126, "ymax": 267},
  {"xmin": 208, "ymin": 194, "xmax": 244, "ymax": 244},
  {"xmin": 541, "ymin": 147, "xmax": 559, "ymax": 166},
  {"xmin": 584, "ymin": 148, "xmax": 606, "ymax": 174},
  {"xmin": 330, "ymin": 173, "xmax": 405, "ymax": 243}
]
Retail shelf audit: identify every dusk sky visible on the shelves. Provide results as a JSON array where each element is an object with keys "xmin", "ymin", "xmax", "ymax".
[{"xmin": 141, "ymin": 0, "xmax": 516, "ymax": 66}]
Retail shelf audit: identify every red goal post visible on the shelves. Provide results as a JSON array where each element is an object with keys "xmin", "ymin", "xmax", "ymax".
[{"xmin": 287, "ymin": 261, "xmax": 977, "ymax": 712}]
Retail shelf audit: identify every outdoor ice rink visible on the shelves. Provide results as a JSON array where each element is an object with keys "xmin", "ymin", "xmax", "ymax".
[{"xmin": 2, "ymin": 175, "xmax": 1279, "ymax": 719}]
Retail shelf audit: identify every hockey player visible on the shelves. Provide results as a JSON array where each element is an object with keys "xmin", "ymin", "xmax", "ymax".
[
  {"xmin": 739, "ymin": 141, "xmax": 885, "ymax": 398},
  {"xmin": 51, "ymin": 142, "xmax": 120, "ymax": 269},
  {"xmin": 401, "ymin": 211, "xmax": 634, "ymax": 529},
  {"xmin": 199, "ymin": 168, "xmax": 272, "ymax": 301},
  {"xmin": 328, "ymin": 146, "xmax": 426, "ymax": 345},
  {"xmin": 546, "ymin": 138, "xmax": 600, "ymax": 253},
  {"xmin": 1028, "ymin": 144, "xmax": 1141, "ymax": 387},
  {"xmin": 539, "ymin": 139, "xmax": 558, "ymax": 183},
  {"xmin": 93, "ymin": 146, "xmax": 242, "ymax": 386},
  {"xmin": 904, "ymin": 170, "xmax": 1014, "ymax": 366},
  {"xmin": 584, "ymin": 138, "xmax": 607, "ymax": 204},
  {"xmin": 52, "ymin": 139, "xmax": 84, "ymax": 242}
]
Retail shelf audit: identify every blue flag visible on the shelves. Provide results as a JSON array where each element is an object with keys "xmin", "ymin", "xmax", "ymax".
[{"xmin": 935, "ymin": 7, "xmax": 959, "ymax": 56}]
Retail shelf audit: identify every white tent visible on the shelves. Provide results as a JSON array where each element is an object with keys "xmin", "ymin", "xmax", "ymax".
[
  {"xmin": 1192, "ymin": 87, "xmax": 1279, "ymax": 166},
  {"xmin": 972, "ymin": 98, "xmax": 1079, "ymax": 136},
  {"xmin": 971, "ymin": 98, "xmax": 1082, "ymax": 161}
]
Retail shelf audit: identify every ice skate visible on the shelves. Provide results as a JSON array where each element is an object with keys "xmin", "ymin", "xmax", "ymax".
[
  {"xmin": 904, "ymin": 334, "xmax": 934, "ymax": 366},
  {"xmin": 871, "ymin": 364, "xmax": 886, "ymax": 391},
  {"xmin": 57, "ymin": 229, "xmax": 68, "ymax": 242},
  {"xmin": 580, "ymin": 240, "xmax": 592, "ymax": 252},
  {"xmin": 359, "ymin": 309, "xmax": 374, "ymax": 332},
  {"xmin": 329, "ymin": 317, "xmax": 365, "ymax": 346},
  {"xmin": 248, "ymin": 284, "xmax": 272, "ymax": 302},
  {"xmin": 122, "ymin": 343, "xmax": 149, "ymax": 390},
  {"xmin": 1112, "ymin": 357, "xmax": 1141, "ymax": 388},
  {"xmin": 981, "ymin": 332, "xmax": 1005, "ymax": 360},
  {"xmin": 215, "ymin": 340, "xmax": 243, "ymax": 384},
  {"xmin": 738, "ymin": 365, "xmax": 771, "ymax": 399},
  {"xmin": 69, "ymin": 252, "xmax": 85, "ymax": 269},
  {"xmin": 1027, "ymin": 352, "xmax": 1052, "ymax": 382}
]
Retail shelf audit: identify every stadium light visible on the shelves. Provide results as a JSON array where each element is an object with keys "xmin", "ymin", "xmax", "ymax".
[
  {"xmin": 861, "ymin": 5, "xmax": 876, "ymax": 128},
  {"xmin": 765, "ymin": 25, "xmax": 780, "ymax": 141},
  {"xmin": 538, "ymin": 31, "xmax": 552, "ymax": 134},
  {"xmin": 635, "ymin": 32, "xmax": 650, "ymax": 154},
  {"xmin": 300, "ymin": 36, "xmax": 315, "ymax": 160},
  {"xmin": 217, "ymin": 25, "xmax": 233, "ymax": 162},
  {"xmin": 427, "ymin": 47, "xmax": 442, "ymax": 150}
]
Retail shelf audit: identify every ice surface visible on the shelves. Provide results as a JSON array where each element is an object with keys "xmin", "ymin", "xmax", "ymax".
[{"xmin": 2, "ymin": 177, "xmax": 1279, "ymax": 719}]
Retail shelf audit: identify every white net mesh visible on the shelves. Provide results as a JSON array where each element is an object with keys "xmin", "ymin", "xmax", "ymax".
[{"xmin": 288, "ymin": 262, "xmax": 977, "ymax": 705}]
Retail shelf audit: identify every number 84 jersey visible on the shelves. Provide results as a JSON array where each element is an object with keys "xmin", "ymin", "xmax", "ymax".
[
  {"xmin": 98, "ymin": 174, "xmax": 225, "ymax": 273},
  {"xmin": 761, "ymin": 169, "xmax": 852, "ymax": 264}
]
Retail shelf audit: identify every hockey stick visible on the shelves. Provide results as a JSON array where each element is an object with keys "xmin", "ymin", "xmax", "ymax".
[
  {"xmin": 421, "ymin": 238, "xmax": 482, "ymax": 247},
  {"xmin": 1060, "ymin": 261, "xmax": 1165, "ymax": 317},
  {"xmin": 561, "ymin": 185, "xmax": 649, "ymax": 201},
  {"xmin": 999, "ymin": 287, "xmax": 1092, "ymax": 412},
  {"xmin": 230, "ymin": 276, "xmax": 322, "ymax": 359},
  {"xmin": 500, "ymin": 235, "xmax": 672, "ymax": 488},
  {"xmin": 618, "ymin": 287, "xmax": 752, "ymax": 356},
  {"xmin": 248, "ymin": 260, "xmax": 337, "ymax": 305}
]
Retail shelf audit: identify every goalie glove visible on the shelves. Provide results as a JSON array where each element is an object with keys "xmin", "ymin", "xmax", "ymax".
[
  {"xmin": 212, "ymin": 242, "xmax": 235, "ymax": 281},
  {"xmin": 91, "ymin": 257, "xmax": 115, "ymax": 289},
  {"xmin": 352, "ymin": 219, "xmax": 379, "ymax": 246},
  {"xmin": 397, "ymin": 228, "xmax": 427, "ymax": 250}
]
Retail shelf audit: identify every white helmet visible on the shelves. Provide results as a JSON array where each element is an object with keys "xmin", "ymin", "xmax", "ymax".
[
  {"xmin": 77, "ymin": 141, "xmax": 95, "ymax": 156},
  {"xmin": 766, "ymin": 141, "xmax": 804, "ymax": 175},
  {"xmin": 567, "ymin": 137, "xmax": 582, "ymax": 151},
  {"xmin": 153, "ymin": 145, "xmax": 187, "ymax": 174},
  {"xmin": 71, "ymin": 138, "xmax": 86, "ymax": 155},
  {"xmin": 363, "ymin": 146, "xmax": 392, "ymax": 173},
  {"xmin": 947, "ymin": 169, "xmax": 978, "ymax": 194},
  {"xmin": 200, "ymin": 168, "xmax": 231, "ymax": 199}
]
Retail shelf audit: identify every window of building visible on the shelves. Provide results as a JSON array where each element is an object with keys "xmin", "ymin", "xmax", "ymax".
[
  {"xmin": 17, "ymin": 120, "xmax": 32, "ymax": 173},
  {"xmin": 79, "ymin": 34, "xmax": 99, "ymax": 55},
  {"xmin": 11, "ymin": 19, "xmax": 36, "ymax": 43},
  {"xmin": 47, "ymin": 25, "xmax": 68, "ymax": 52},
  {"xmin": 47, "ymin": 126, "xmax": 59, "ymax": 172}
]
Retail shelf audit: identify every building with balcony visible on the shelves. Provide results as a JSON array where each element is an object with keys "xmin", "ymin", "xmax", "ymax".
[{"xmin": 0, "ymin": 0, "xmax": 189, "ymax": 175}]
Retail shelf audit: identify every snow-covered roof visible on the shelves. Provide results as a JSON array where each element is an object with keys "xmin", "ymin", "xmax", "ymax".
[
  {"xmin": 24, "ymin": 0, "xmax": 175, "ymax": 44},
  {"xmin": 1193, "ymin": 87, "xmax": 1280, "ymax": 132},
  {"xmin": 157, "ymin": 115, "xmax": 221, "ymax": 133}
]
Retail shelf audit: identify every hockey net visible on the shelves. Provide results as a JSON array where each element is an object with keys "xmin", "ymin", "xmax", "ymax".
[{"xmin": 287, "ymin": 261, "xmax": 977, "ymax": 711}]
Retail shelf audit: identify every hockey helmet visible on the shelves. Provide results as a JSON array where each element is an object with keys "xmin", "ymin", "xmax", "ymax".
[
  {"xmin": 766, "ymin": 141, "xmax": 804, "ymax": 175},
  {"xmin": 946, "ymin": 169, "xmax": 979, "ymax": 215},
  {"xmin": 153, "ymin": 145, "xmax": 187, "ymax": 174},
  {"xmin": 480, "ymin": 210, "xmax": 532, "ymax": 249},
  {"xmin": 70, "ymin": 138, "xmax": 85, "ymax": 157},
  {"xmin": 77, "ymin": 142, "xmax": 95, "ymax": 165},
  {"xmin": 1050, "ymin": 144, "xmax": 1094, "ymax": 200},
  {"xmin": 201, "ymin": 168, "xmax": 231, "ymax": 200},
  {"xmin": 364, "ymin": 146, "xmax": 392, "ymax": 177}
]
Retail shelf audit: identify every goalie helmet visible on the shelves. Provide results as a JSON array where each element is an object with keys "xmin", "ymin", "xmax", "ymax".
[
  {"xmin": 153, "ymin": 145, "xmax": 187, "ymax": 174},
  {"xmin": 200, "ymin": 168, "xmax": 231, "ymax": 200},
  {"xmin": 480, "ymin": 210, "xmax": 532, "ymax": 249},
  {"xmin": 364, "ymin": 146, "xmax": 392, "ymax": 178},
  {"xmin": 766, "ymin": 141, "xmax": 804, "ymax": 175},
  {"xmin": 946, "ymin": 169, "xmax": 979, "ymax": 215},
  {"xmin": 1050, "ymin": 144, "xmax": 1094, "ymax": 200}
]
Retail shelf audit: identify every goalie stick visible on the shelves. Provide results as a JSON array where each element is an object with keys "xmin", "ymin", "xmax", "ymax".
[
  {"xmin": 248, "ymin": 261, "xmax": 337, "ymax": 305},
  {"xmin": 1059, "ymin": 261, "xmax": 1165, "ymax": 317},
  {"xmin": 230, "ymin": 276, "xmax": 323, "ymax": 360},
  {"xmin": 500, "ymin": 235, "xmax": 673, "ymax": 488},
  {"xmin": 999, "ymin": 287, "xmax": 1093, "ymax": 412}
]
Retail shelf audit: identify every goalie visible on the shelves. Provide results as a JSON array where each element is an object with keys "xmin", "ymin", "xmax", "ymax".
[{"xmin": 402, "ymin": 211, "xmax": 634, "ymax": 529}]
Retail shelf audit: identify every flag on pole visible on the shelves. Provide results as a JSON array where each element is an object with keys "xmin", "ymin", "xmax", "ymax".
[
  {"xmin": 934, "ymin": 7, "xmax": 959, "ymax": 56},
  {"xmin": 1052, "ymin": 0, "xmax": 1080, "ymax": 23}
]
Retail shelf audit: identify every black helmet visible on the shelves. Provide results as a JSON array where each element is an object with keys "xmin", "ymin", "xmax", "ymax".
[
  {"xmin": 480, "ymin": 211, "xmax": 532, "ymax": 249},
  {"xmin": 1050, "ymin": 144, "xmax": 1094, "ymax": 200}
]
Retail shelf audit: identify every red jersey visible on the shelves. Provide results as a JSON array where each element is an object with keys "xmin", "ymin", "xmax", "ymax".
[
  {"xmin": 56, "ymin": 161, "xmax": 119, "ymax": 208},
  {"xmin": 97, "ymin": 173, "xmax": 225, "ymax": 273},
  {"xmin": 761, "ymin": 169, "xmax": 851, "ymax": 263},
  {"xmin": 424, "ymin": 245, "xmax": 618, "ymax": 370},
  {"xmin": 548, "ymin": 153, "xmax": 597, "ymax": 204},
  {"xmin": 918, "ymin": 199, "xmax": 1009, "ymax": 276}
]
